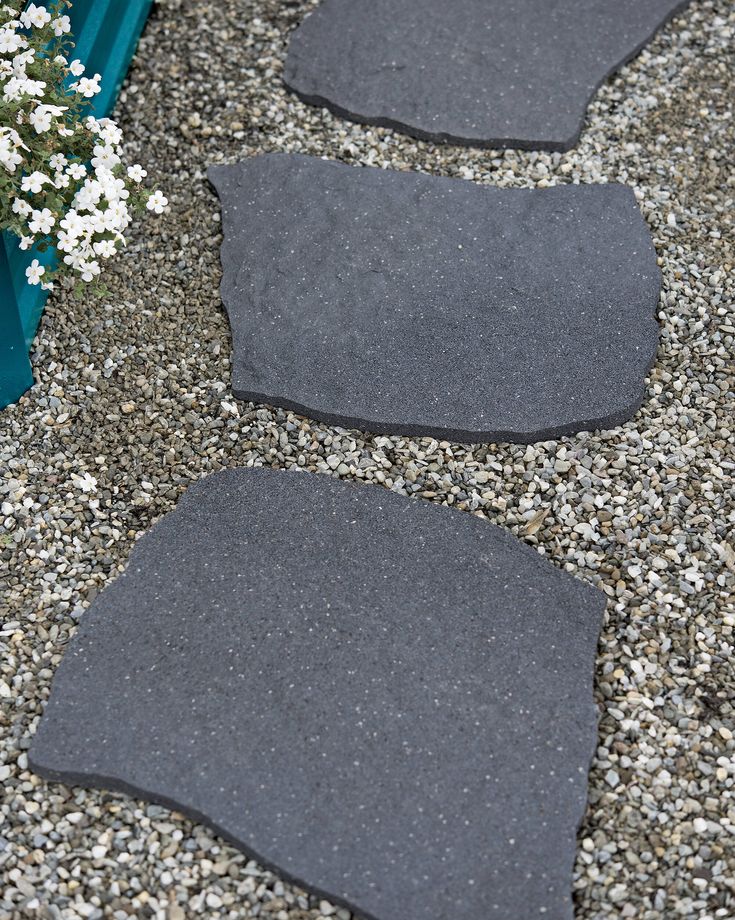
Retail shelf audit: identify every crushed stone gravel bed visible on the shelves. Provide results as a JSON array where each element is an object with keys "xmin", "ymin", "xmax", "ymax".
[{"xmin": 1, "ymin": 0, "xmax": 733, "ymax": 918}]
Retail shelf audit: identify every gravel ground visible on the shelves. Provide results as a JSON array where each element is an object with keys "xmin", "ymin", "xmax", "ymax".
[{"xmin": 1, "ymin": 0, "xmax": 733, "ymax": 918}]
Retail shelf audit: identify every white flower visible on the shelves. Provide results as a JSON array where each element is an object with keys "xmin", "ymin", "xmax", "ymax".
[
  {"xmin": 29, "ymin": 108, "xmax": 52, "ymax": 133},
  {"xmin": 1, "ymin": 20, "xmax": 164, "ymax": 291},
  {"xmin": 74, "ymin": 179, "xmax": 102, "ymax": 211},
  {"xmin": 98, "ymin": 172, "xmax": 128, "ymax": 200},
  {"xmin": 28, "ymin": 207, "xmax": 55, "ymax": 235},
  {"xmin": 25, "ymin": 258, "xmax": 45, "ymax": 285},
  {"xmin": 29, "ymin": 102, "xmax": 67, "ymax": 133},
  {"xmin": 78, "ymin": 259, "xmax": 100, "ymax": 282},
  {"xmin": 0, "ymin": 149, "xmax": 23, "ymax": 172},
  {"xmin": 56, "ymin": 229, "xmax": 77, "ymax": 253},
  {"xmin": 60, "ymin": 210, "xmax": 84, "ymax": 236},
  {"xmin": 96, "ymin": 119, "xmax": 123, "ymax": 146},
  {"xmin": 0, "ymin": 26, "xmax": 22, "ymax": 54},
  {"xmin": 22, "ymin": 78, "xmax": 46, "ymax": 97},
  {"xmin": 93, "ymin": 239, "xmax": 117, "ymax": 259},
  {"xmin": 12, "ymin": 198, "xmax": 31, "ymax": 216},
  {"xmin": 51, "ymin": 15, "xmax": 70, "ymax": 36},
  {"xmin": 13, "ymin": 48, "xmax": 35, "ymax": 71},
  {"xmin": 105, "ymin": 201, "xmax": 130, "ymax": 230},
  {"xmin": 72, "ymin": 74, "xmax": 101, "ymax": 98},
  {"xmin": 67, "ymin": 162, "xmax": 86, "ymax": 180},
  {"xmin": 30, "ymin": 75, "xmax": 46, "ymax": 94},
  {"xmin": 3, "ymin": 76, "xmax": 45, "ymax": 101},
  {"xmin": 87, "ymin": 209, "xmax": 107, "ymax": 234},
  {"xmin": 21, "ymin": 170, "xmax": 52, "ymax": 193},
  {"xmin": 72, "ymin": 472, "xmax": 97, "ymax": 494},
  {"xmin": 1, "ymin": 77, "xmax": 23, "ymax": 101},
  {"xmin": 127, "ymin": 164, "xmax": 147, "ymax": 183},
  {"xmin": 20, "ymin": 4, "xmax": 51, "ymax": 29},
  {"xmin": 91, "ymin": 143, "xmax": 120, "ymax": 170},
  {"xmin": 146, "ymin": 190, "xmax": 168, "ymax": 214},
  {"xmin": 0, "ymin": 129, "xmax": 23, "ymax": 172},
  {"xmin": 0, "ymin": 127, "xmax": 23, "ymax": 147}
]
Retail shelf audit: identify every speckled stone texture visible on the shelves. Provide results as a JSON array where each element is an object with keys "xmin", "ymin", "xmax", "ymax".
[
  {"xmin": 30, "ymin": 469, "xmax": 605, "ymax": 920},
  {"xmin": 283, "ymin": 0, "xmax": 690, "ymax": 150},
  {"xmin": 209, "ymin": 153, "xmax": 660, "ymax": 444}
]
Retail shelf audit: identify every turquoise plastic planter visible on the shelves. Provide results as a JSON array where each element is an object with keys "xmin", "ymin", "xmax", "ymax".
[{"xmin": 0, "ymin": 0, "xmax": 153, "ymax": 409}]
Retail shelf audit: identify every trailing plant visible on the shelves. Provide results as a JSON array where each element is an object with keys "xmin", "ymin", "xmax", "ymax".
[{"xmin": 0, "ymin": 1, "xmax": 166, "ymax": 291}]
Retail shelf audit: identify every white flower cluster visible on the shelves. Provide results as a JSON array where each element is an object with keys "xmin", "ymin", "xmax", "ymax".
[{"xmin": 0, "ymin": 1, "xmax": 167, "ymax": 289}]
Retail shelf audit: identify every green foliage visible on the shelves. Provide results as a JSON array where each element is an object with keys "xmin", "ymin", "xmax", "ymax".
[{"xmin": 0, "ymin": 1, "xmax": 165, "ymax": 288}]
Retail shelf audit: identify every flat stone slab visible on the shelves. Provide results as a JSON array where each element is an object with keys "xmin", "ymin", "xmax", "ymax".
[
  {"xmin": 284, "ymin": 0, "xmax": 689, "ymax": 150},
  {"xmin": 209, "ymin": 154, "xmax": 660, "ymax": 443},
  {"xmin": 31, "ymin": 469, "xmax": 605, "ymax": 920}
]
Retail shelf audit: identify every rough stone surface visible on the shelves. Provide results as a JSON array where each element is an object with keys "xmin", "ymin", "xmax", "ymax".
[
  {"xmin": 2, "ymin": 3, "xmax": 733, "ymax": 918},
  {"xmin": 30, "ymin": 468, "xmax": 605, "ymax": 920},
  {"xmin": 284, "ymin": 0, "xmax": 691, "ymax": 150},
  {"xmin": 210, "ymin": 153, "xmax": 660, "ymax": 444}
]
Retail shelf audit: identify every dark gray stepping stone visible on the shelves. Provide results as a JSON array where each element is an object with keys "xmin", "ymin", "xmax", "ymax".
[
  {"xmin": 283, "ymin": 0, "xmax": 689, "ymax": 150},
  {"xmin": 31, "ymin": 469, "xmax": 605, "ymax": 920},
  {"xmin": 209, "ymin": 153, "xmax": 660, "ymax": 443}
]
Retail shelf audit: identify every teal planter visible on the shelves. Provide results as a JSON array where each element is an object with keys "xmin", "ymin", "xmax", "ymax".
[{"xmin": 0, "ymin": 0, "xmax": 153, "ymax": 409}]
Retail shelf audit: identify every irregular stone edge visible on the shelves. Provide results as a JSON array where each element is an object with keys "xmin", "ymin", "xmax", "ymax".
[
  {"xmin": 28, "ymin": 468, "xmax": 606, "ymax": 920},
  {"xmin": 282, "ymin": 0, "xmax": 692, "ymax": 151},
  {"xmin": 227, "ymin": 375, "xmax": 658, "ymax": 445},
  {"xmin": 29, "ymin": 758, "xmax": 389, "ymax": 919},
  {"xmin": 208, "ymin": 160, "xmax": 662, "ymax": 444}
]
